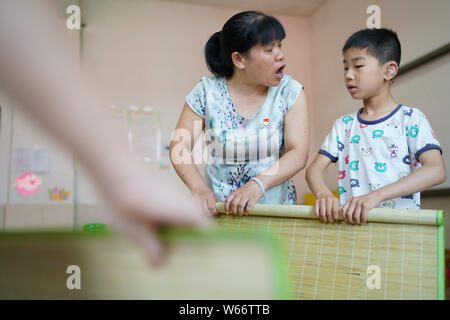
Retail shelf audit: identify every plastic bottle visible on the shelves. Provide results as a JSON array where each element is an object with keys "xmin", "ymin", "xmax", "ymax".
[
  {"xmin": 160, "ymin": 144, "xmax": 171, "ymax": 169},
  {"xmin": 127, "ymin": 106, "xmax": 161, "ymax": 163}
]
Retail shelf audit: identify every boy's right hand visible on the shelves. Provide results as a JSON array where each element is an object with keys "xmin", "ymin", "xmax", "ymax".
[
  {"xmin": 192, "ymin": 187, "xmax": 220, "ymax": 216},
  {"xmin": 314, "ymin": 193, "xmax": 340, "ymax": 223}
]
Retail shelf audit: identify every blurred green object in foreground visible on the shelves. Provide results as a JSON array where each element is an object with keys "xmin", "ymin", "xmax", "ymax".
[
  {"xmin": 83, "ymin": 223, "xmax": 107, "ymax": 232},
  {"xmin": 0, "ymin": 229, "xmax": 288, "ymax": 299}
]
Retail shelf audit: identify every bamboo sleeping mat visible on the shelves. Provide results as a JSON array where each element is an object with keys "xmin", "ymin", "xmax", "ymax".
[{"xmin": 214, "ymin": 204, "xmax": 446, "ymax": 300}]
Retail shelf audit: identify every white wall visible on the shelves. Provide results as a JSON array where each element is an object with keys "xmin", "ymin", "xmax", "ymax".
[
  {"xmin": 0, "ymin": 0, "xmax": 80, "ymax": 229},
  {"xmin": 0, "ymin": 93, "xmax": 13, "ymax": 206}
]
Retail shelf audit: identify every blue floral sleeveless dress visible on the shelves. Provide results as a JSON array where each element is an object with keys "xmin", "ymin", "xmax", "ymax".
[{"xmin": 186, "ymin": 75, "xmax": 303, "ymax": 204}]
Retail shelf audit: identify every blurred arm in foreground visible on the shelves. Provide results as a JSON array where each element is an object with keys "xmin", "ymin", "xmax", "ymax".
[{"xmin": 0, "ymin": 0, "xmax": 207, "ymax": 266}]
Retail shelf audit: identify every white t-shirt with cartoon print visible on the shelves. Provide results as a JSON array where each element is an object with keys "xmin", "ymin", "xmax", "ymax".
[{"xmin": 319, "ymin": 104, "xmax": 442, "ymax": 209}]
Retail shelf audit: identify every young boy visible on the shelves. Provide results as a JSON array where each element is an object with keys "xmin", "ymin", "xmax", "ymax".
[{"xmin": 306, "ymin": 28, "xmax": 446, "ymax": 225}]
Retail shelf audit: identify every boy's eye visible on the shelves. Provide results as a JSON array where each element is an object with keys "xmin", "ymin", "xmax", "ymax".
[
  {"xmin": 355, "ymin": 65, "xmax": 364, "ymax": 68},
  {"xmin": 344, "ymin": 67, "xmax": 348, "ymax": 71}
]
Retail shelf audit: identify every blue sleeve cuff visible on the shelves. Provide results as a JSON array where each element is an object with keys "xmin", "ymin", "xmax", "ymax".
[
  {"xmin": 415, "ymin": 144, "xmax": 442, "ymax": 162},
  {"xmin": 318, "ymin": 150, "xmax": 338, "ymax": 163}
]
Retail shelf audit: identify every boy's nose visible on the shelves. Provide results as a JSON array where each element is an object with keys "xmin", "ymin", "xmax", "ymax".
[{"xmin": 345, "ymin": 69, "xmax": 355, "ymax": 80}]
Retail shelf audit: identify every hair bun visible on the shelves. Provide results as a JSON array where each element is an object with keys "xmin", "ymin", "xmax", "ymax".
[{"xmin": 205, "ymin": 31, "xmax": 232, "ymax": 77}]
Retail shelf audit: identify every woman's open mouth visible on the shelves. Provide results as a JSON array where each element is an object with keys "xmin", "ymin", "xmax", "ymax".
[{"xmin": 275, "ymin": 65, "xmax": 286, "ymax": 80}]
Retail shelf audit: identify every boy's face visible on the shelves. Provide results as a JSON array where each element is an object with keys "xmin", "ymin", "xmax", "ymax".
[{"xmin": 343, "ymin": 47, "xmax": 386, "ymax": 100}]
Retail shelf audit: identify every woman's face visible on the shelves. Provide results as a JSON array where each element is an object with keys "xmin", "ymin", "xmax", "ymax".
[{"xmin": 243, "ymin": 39, "xmax": 286, "ymax": 87}]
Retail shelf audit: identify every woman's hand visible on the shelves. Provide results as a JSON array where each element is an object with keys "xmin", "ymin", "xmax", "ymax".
[
  {"xmin": 224, "ymin": 180, "xmax": 263, "ymax": 216},
  {"xmin": 192, "ymin": 186, "xmax": 220, "ymax": 216}
]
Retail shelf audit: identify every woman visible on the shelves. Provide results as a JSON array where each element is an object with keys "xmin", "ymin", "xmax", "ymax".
[{"xmin": 170, "ymin": 11, "xmax": 310, "ymax": 216}]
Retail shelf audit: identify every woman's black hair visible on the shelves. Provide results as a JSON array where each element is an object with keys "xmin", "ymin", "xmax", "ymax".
[{"xmin": 205, "ymin": 11, "xmax": 286, "ymax": 78}]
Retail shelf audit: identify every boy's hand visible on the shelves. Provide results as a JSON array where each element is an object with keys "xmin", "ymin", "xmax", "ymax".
[
  {"xmin": 341, "ymin": 192, "xmax": 382, "ymax": 225},
  {"xmin": 314, "ymin": 193, "xmax": 340, "ymax": 223}
]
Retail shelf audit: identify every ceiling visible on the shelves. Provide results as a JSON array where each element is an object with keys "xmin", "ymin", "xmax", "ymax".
[{"xmin": 158, "ymin": 0, "xmax": 328, "ymax": 17}]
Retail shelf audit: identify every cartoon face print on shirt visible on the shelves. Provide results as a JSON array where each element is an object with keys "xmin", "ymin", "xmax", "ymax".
[
  {"xmin": 349, "ymin": 160, "xmax": 360, "ymax": 171},
  {"xmin": 402, "ymin": 155, "xmax": 410, "ymax": 165},
  {"xmin": 398, "ymin": 172, "xmax": 408, "ymax": 181},
  {"xmin": 361, "ymin": 147, "xmax": 373, "ymax": 157},
  {"xmin": 386, "ymin": 119, "xmax": 399, "ymax": 129},
  {"xmin": 381, "ymin": 200, "xmax": 396, "ymax": 208},
  {"xmin": 404, "ymin": 108, "xmax": 413, "ymax": 117},
  {"xmin": 342, "ymin": 116, "xmax": 353, "ymax": 124},
  {"xmin": 368, "ymin": 182, "xmax": 381, "ymax": 191},
  {"xmin": 410, "ymin": 124, "xmax": 419, "ymax": 138},
  {"xmin": 344, "ymin": 129, "xmax": 351, "ymax": 138},
  {"xmin": 388, "ymin": 144, "xmax": 399, "ymax": 158},
  {"xmin": 374, "ymin": 162, "xmax": 387, "ymax": 172},
  {"xmin": 372, "ymin": 130, "xmax": 384, "ymax": 139},
  {"xmin": 350, "ymin": 178, "xmax": 360, "ymax": 188},
  {"xmin": 350, "ymin": 135, "xmax": 361, "ymax": 144},
  {"xmin": 337, "ymin": 138, "xmax": 344, "ymax": 151},
  {"xmin": 405, "ymin": 124, "xmax": 419, "ymax": 138}
]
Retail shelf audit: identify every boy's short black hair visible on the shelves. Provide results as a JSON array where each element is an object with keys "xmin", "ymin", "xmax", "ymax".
[{"xmin": 342, "ymin": 28, "xmax": 401, "ymax": 66}]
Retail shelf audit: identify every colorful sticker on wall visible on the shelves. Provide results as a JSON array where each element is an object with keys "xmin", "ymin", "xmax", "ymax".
[
  {"xmin": 48, "ymin": 187, "xmax": 70, "ymax": 201},
  {"xmin": 15, "ymin": 172, "xmax": 42, "ymax": 196}
]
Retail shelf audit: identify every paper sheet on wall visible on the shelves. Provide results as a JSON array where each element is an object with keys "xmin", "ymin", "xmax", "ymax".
[{"xmin": 13, "ymin": 148, "xmax": 51, "ymax": 173}]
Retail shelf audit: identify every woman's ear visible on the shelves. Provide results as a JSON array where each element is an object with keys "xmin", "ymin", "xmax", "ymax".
[
  {"xmin": 231, "ymin": 52, "xmax": 246, "ymax": 70},
  {"xmin": 384, "ymin": 61, "xmax": 399, "ymax": 80}
]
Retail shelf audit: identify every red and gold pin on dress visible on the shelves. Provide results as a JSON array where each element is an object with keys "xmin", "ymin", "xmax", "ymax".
[{"xmin": 263, "ymin": 118, "xmax": 270, "ymax": 126}]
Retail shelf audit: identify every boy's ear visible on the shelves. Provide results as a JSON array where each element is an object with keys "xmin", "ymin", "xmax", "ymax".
[
  {"xmin": 383, "ymin": 61, "xmax": 399, "ymax": 80},
  {"xmin": 231, "ymin": 52, "xmax": 246, "ymax": 70}
]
